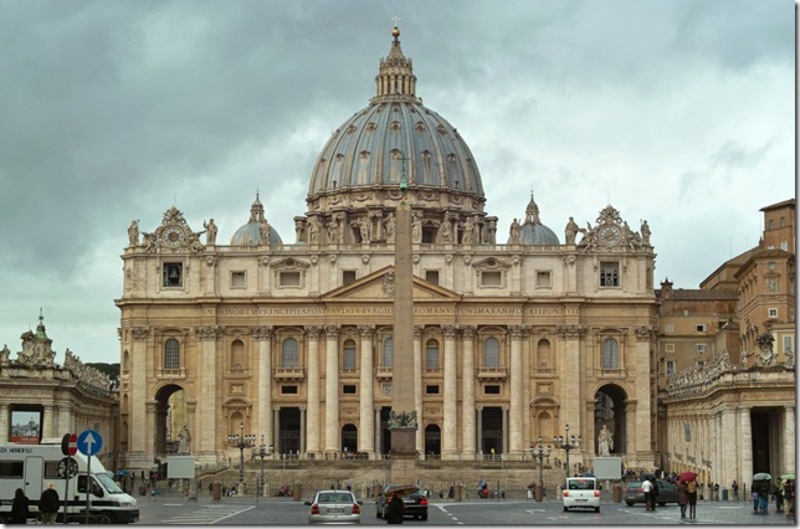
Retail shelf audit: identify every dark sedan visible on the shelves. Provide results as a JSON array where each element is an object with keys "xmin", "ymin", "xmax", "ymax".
[
  {"xmin": 375, "ymin": 485, "xmax": 429, "ymax": 521},
  {"xmin": 624, "ymin": 479, "xmax": 680, "ymax": 506}
]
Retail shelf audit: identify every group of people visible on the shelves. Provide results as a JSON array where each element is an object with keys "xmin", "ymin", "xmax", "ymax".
[
  {"xmin": 640, "ymin": 475, "xmax": 697, "ymax": 519},
  {"xmin": 752, "ymin": 477, "xmax": 795, "ymax": 517},
  {"xmin": 10, "ymin": 482, "xmax": 60, "ymax": 525}
]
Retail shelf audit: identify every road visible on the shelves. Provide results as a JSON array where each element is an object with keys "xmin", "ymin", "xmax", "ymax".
[{"xmin": 135, "ymin": 495, "xmax": 796, "ymax": 525}]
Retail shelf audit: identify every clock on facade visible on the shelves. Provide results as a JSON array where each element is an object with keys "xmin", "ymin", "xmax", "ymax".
[
  {"xmin": 598, "ymin": 224, "xmax": 622, "ymax": 247},
  {"xmin": 162, "ymin": 225, "xmax": 185, "ymax": 248}
]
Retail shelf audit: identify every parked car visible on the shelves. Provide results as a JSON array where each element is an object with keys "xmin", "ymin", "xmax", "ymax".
[
  {"xmin": 562, "ymin": 476, "xmax": 600, "ymax": 512},
  {"xmin": 305, "ymin": 489, "xmax": 362, "ymax": 524},
  {"xmin": 375, "ymin": 484, "xmax": 428, "ymax": 521},
  {"xmin": 624, "ymin": 479, "xmax": 680, "ymax": 507}
]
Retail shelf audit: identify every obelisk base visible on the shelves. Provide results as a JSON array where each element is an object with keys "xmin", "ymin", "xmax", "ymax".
[{"xmin": 390, "ymin": 429, "xmax": 417, "ymax": 484}]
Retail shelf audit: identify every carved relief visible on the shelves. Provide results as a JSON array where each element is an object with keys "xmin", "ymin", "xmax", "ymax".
[
  {"xmin": 196, "ymin": 326, "xmax": 223, "ymax": 341},
  {"xmin": 131, "ymin": 327, "xmax": 149, "ymax": 341},
  {"xmin": 252, "ymin": 326, "xmax": 274, "ymax": 341},
  {"xmin": 556, "ymin": 324, "xmax": 586, "ymax": 339},
  {"xmin": 382, "ymin": 272, "xmax": 395, "ymax": 296}
]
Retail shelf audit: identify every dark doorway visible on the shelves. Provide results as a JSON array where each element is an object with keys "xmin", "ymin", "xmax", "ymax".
[
  {"xmin": 380, "ymin": 407, "xmax": 392, "ymax": 455},
  {"xmin": 481, "ymin": 407, "xmax": 503, "ymax": 455},
  {"xmin": 594, "ymin": 384, "xmax": 628, "ymax": 455},
  {"xmin": 342, "ymin": 424, "xmax": 358, "ymax": 454},
  {"xmin": 751, "ymin": 407, "xmax": 782, "ymax": 476},
  {"xmin": 153, "ymin": 384, "xmax": 185, "ymax": 457},
  {"xmin": 278, "ymin": 407, "xmax": 301, "ymax": 455},
  {"xmin": 424, "ymin": 424, "xmax": 441, "ymax": 456}
]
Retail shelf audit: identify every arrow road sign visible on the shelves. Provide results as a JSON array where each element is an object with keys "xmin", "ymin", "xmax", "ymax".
[{"xmin": 77, "ymin": 430, "xmax": 103, "ymax": 456}]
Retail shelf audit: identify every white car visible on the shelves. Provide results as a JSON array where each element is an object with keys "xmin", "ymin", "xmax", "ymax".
[
  {"xmin": 305, "ymin": 489, "xmax": 362, "ymax": 524},
  {"xmin": 562, "ymin": 476, "xmax": 600, "ymax": 512}
]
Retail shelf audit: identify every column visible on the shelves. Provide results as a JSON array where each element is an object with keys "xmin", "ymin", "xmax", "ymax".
[
  {"xmin": 306, "ymin": 327, "xmax": 322, "ymax": 454},
  {"xmin": 413, "ymin": 326, "xmax": 424, "ymax": 453},
  {"xmin": 558, "ymin": 325, "xmax": 583, "ymax": 432},
  {"xmin": 784, "ymin": 406, "xmax": 795, "ymax": 479},
  {"xmin": 300, "ymin": 408, "xmax": 306, "ymax": 455},
  {"xmin": 197, "ymin": 326, "xmax": 221, "ymax": 456},
  {"xmin": 739, "ymin": 407, "xmax": 752, "ymax": 486},
  {"xmin": 633, "ymin": 328, "xmax": 653, "ymax": 461},
  {"xmin": 42, "ymin": 405, "xmax": 54, "ymax": 439},
  {"xmin": 461, "ymin": 327, "xmax": 476, "ymax": 460},
  {"xmin": 358, "ymin": 326, "xmax": 375, "ymax": 455},
  {"xmin": 0, "ymin": 404, "xmax": 8, "ymax": 442},
  {"xmin": 130, "ymin": 327, "xmax": 149, "ymax": 458},
  {"xmin": 502, "ymin": 407, "xmax": 509, "ymax": 455},
  {"xmin": 273, "ymin": 409, "xmax": 280, "ymax": 452},
  {"xmin": 509, "ymin": 325, "xmax": 524, "ymax": 458},
  {"xmin": 254, "ymin": 326, "xmax": 273, "ymax": 445},
  {"xmin": 442, "ymin": 325, "xmax": 458, "ymax": 459},
  {"xmin": 476, "ymin": 407, "xmax": 483, "ymax": 457},
  {"xmin": 374, "ymin": 409, "xmax": 382, "ymax": 457},
  {"xmin": 324, "ymin": 325, "xmax": 340, "ymax": 453}
]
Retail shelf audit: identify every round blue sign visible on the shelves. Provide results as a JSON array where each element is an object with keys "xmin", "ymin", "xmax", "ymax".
[{"xmin": 77, "ymin": 429, "xmax": 103, "ymax": 456}]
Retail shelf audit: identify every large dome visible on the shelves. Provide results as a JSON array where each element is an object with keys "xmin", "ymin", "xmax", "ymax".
[{"xmin": 307, "ymin": 27, "xmax": 484, "ymax": 205}]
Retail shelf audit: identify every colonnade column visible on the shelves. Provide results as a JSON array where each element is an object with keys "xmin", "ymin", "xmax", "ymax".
[
  {"xmin": 0, "ymin": 404, "xmax": 8, "ymax": 442},
  {"xmin": 413, "ymin": 326, "xmax": 424, "ymax": 454},
  {"xmin": 129, "ymin": 328, "xmax": 149, "ymax": 457},
  {"xmin": 633, "ymin": 327, "xmax": 654, "ymax": 462},
  {"xmin": 784, "ymin": 406, "xmax": 795, "ymax": 478},
  {"xmin": 42, "ymin": 404, "xmax": 54, "ymax": 439},
  {"xmin": 461, "ymin": 327, "xmax": 476, "ymax": 460},
  {"xmin": 324, "ymin": 325, "xmax": 340, "ymax": 453},
  {"xmin": 196, "ymin": 326, "xmax": 221, "ymax": 457},
  {"xmin": 358, "ymin": 326, "xmax": 375, "ymax": 456},
  {"xmin": 442, "ymin": 325, "xmax": 458, "ymax": 460},
  {"xmin": 254, "ymin": 326, "xmax": 273, "ymax": 447},
  {"xmin": 738, "ymin": 407, "xmax": 752, "ymax": 486},
  {"xmin": 305, "ymin": 327, "xmax": 322, "ymax": 454},
  {"xmin": 509, "ymin": 325, "xmax": 524, "ymax": 458},
  {"xmin": 558, "ymin": 325, "xmax": 584, "ymax": 434}
]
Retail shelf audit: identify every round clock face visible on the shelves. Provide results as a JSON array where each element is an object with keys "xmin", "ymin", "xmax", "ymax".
[
  {"xmin": 598, "ymin": 224, "xmax": 622, "ymax": 247},
  {"xmin": 162, "ymin": 225, "xmax": 185, "ymax": 247}
]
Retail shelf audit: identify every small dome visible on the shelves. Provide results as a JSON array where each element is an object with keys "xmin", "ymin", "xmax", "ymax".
[
  {"xmin": 509, "ymin": 194, "xmax": 560, "ymax": 246},
  {"xmin": 230, "ymin": 194, "xmax": 283, "ymax": 246}
]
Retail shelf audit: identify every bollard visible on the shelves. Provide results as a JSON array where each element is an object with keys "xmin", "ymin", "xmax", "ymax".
[
  {"xmin": 212, "ymin": 482, "xmax": 221, "ymax": 501},
  {"xmin": 455, "ymin": 484, "xmax": 462, "ymax": 502},
  {"xmin": 534, "ymin": 484, "xmax": 543, "ymax": 502},
  {"xmin": 613, "ymin": 483, "xmax": 623, "ymax": 503},
  {"xmin": 722, "ymin": 488, "xmax": 728, "ymax": 501}
]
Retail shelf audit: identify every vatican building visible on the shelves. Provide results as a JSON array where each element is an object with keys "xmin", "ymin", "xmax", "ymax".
[{"xmin": 114, "ymin": 25, "xmax": 789, "ymax": 487}]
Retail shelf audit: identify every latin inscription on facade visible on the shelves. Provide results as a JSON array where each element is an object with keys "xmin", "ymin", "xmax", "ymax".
[{"xmin": 209, "ymin": 306, "xmax": 564, "ymax": 317}]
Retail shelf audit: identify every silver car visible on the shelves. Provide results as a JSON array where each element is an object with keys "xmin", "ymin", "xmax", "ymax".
[{"xmin": 305, "ymin": 489, "xmax": 362, "ymax": 524}]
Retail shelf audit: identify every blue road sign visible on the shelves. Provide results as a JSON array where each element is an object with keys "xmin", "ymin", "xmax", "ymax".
[{"xmin": 77, "ymin": 429, "xmax": 103, "ymax": 456}]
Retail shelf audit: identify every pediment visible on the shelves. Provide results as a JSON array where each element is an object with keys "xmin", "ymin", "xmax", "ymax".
[{"xmin": 322, "ymin": 266, "xmax": 460, "ymax": 302}]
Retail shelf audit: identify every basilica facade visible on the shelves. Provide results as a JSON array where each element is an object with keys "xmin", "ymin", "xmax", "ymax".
[{"xmin": 116, "ymin": 26, "xmax": 659, "ymax": 472}]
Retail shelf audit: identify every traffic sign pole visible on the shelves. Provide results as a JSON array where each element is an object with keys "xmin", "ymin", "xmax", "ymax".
[
  {"xmin": 85, "ymin": 455, "xmax": 91, "ymax": 524},
  {"xmin": 77, "ymin": 430, "xmax": 103, "ymax": 524}
]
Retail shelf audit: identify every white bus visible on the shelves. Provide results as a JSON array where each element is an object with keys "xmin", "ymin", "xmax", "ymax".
[{"xmin": 0, "ymin": 443, "xmax": 139, "ymax": 524}]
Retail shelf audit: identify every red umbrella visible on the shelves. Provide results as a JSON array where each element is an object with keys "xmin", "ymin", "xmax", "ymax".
[{"xmin": 679, "ymin": 471, "xmax": 698, "ymax": 482}]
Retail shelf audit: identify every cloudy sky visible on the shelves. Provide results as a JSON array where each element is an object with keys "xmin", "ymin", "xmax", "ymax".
[{"xmin": 0, "ymin": 0, "xmax": 793, "ymax": 364}]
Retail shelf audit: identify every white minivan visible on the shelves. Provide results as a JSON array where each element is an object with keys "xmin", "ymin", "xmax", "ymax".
[{"xmin": 562, "ymin": 476, "xmax": 601, "ymax": 512}]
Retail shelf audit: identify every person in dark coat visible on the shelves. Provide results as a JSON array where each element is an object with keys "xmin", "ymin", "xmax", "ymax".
[
  {"xmin": 11, "ymin": 488, "xmax": 30, "ymax": 524},
  {"xmin": 386, "ymin": 492, "xmax": 405, "ymax": 524},
  {"xmin": 38, "ymin": 482, "xmax": 60, "ymax": 525},
  {"xmin": 677, "ymin": 480, "xmax": 689, "ymax": 519}
]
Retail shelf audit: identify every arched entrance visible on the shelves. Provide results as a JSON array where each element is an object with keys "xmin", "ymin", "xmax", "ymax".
[
  {"xmin": 594, "ymin": 384, "xmax": 628, "ymax": 455},
  {"xmin": 154, "ymin": 384, "xmax": 186, "ymax": 457},
  {"xmin": 424, "ymin": 424, "xmax": 441, "ymax": 457},
  {"xmin": 341, "ymin": 424, "xmax": 358, "ymax": 454}
]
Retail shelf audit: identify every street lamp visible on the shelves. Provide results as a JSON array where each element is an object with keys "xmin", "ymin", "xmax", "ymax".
[
  {"xmin": 554, "ymin": 424, "xmax": 581, "ymax": 478},
  {"xmin": 227, "ymin": 423, "xmax": 256, "ymax": 491},
  {"xmin": 529, "ymin": 437, "xmax": 552, "ymax": 502},
  {"xmin": 255, "ymin": 435, "xmax": 274, "ymax": 501}
]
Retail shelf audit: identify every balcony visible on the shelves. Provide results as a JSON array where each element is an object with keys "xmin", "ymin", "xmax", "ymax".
[
  {"xmin": 156, "ymin": 368, "xmax": 186, "ymax": 380},
  {"xmin": 477, "ymin": 367, "xmax": 508, "ymax": 381},
  {"xmin": 273, "ymin": 367, "xmax": 305, "ymax": 382},
  {"xmin": 375, "ymin": 367, "xmax": 393, "ymax": 381}
]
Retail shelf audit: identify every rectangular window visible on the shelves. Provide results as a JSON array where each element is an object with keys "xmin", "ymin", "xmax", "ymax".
[
  {"xmin": 44, "ymin": 461, "xmax": 60, "ymax": 479},
  {"xmin": 425, "ymin": 270, "xmax": 440, "ymax": 285},
  {"xmin": 281, "ymin": 385, "xmax": 298, "ymax": 394},
  {"xmin": 666, "ymin": 360, "xmax": 675, "ymax": 375},
  {"xmin": 536, "ymin": 271, "xmax": 552, "ymax": 288},
  {"xmin": 696, "ymin": 344, "xmax": 706, "ymax": 353},
  {"xmin": 696, "ymin": 324, "xmax": 706, "ymax": 332},
  {"xmin": 783, "ymin": 336, "xmax": 793, "ymax": 353},
  {"xmin": 279, "ymin": 271, "xmax": 301, "ymax": 287},
  {"xmin": 481, "ymin": 271, "xmax": 502, "ymax": 287},
  {"xmin": 0, "ymin": 461, "xmax": 23, "ymax": 478},
  {"xmin": 425, "ymin": 385, "xmax": 440, "ymax": 394},
  {"xmin": 343, "ymin": 385, "xmax": 357, "ymax": 395},
  {"xmin": 781, "ymin": 216, "xmax": 786, "ymax": 227},
  {"xmin": 768, "ymin": 219, "xmax": 775, "ymax": 230},
  {"xmin": 665, "ymin": 343, "xmax": 675, "ymax": 352},
  {"xmin": 600, "ymin": 262, "xmax": 619, "ymax": 287},
  {"xmin": 769, "ymin": 261, "xmax": 777, "ymax": 270},
  {"xmin": 768, "ymin": 308, "xmax": 778, "ymax": 318},
  {"xmin": 163, "ymin": 263, "xmax": 183, "ymax": 288},
  {"xmin": 664, "ymin": 324, "xmax": 674, "ymax": 334},
  {"xmin": 781, "ymin": 241, "xmax": 788, "ymax": 251},
  {"xmin": 484, "ymin": 385, "xmax": 501, "ymax": 395},
  {"xmin": 342, "ymin": 270, "xmax": 357, "ymax": 285},
  {"xmin": 231, "ymin": 271, "xmax": 246, "ymax": 288}
]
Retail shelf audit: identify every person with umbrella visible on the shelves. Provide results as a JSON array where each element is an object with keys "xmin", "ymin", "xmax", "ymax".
[
  {"xmin": 677, "ymin": 480, "xmax": 689, "ymax": 519},
  {"xmin": 781, "ymin": 475, "xmax": 795, "ymax": 518},
  {"xmin": 386, "ymin": 490, "xmax": 405, "ymax": 524},
  {"xmin": 752, "ymin": 473, "xmax": 772, "ymax": 514},
  {"xmin": 678, "ymin": 471, "xmax": 698, "ymax": 519}
]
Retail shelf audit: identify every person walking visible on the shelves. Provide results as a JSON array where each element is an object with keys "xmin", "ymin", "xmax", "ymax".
[
  {"xmin": 677, "ymin": 480, "xmax": 689, "ymax": 519},
  {"xmin": 774, "ymin": 479, "xmax": 784, "ymax": 513},
  {"xmin": 10, "ymin": 488, "xmax": 30, "ymax": 524},
  {"xmin": 687, "ymin": 479, "xmax": 698, "ymax": 519},
  {"xmin": 784, "ymin": 479, "xmax": 795, "ymax": 518},
  {"xmin": 386, "ymin": 492, "xmax": 405, "ymax": 524},
  {"xmin": 641, "ymin": 477, "xmax": 654, "ymax": 511},
  {"xmin": 731, "ymin": 480, "xmax": 739, "ymax": 501},
  {"xmin": 38, "ymin": 482, "xmax": 60, "ymax": 524}
]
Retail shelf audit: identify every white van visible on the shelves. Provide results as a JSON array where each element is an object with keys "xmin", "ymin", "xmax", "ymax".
[
  {"xmin": 0, "ymin": 443, "xmax": 139, "ymax": 524},
  {"xmin": 562, "ymin": 476, "xmax": 601, "ymax": 512}
]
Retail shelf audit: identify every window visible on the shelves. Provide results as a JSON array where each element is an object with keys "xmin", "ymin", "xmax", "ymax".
[
  {"xmin": 683, "ymin": 422, "xmax": 691, "ymax": 442},
  {"xmin": 600, "ymin": 262, "xmax": 619, "ymax": 287},
  {"xmin": 425, "ymin": 340, "xmax": 440, "ymax": 369},
  {"xmin": 230, "ymin": 339, "xmax": 244, "ymax": 369},
  {"xmin": 0, "ymin": 461, "xmax": 23, "ymax": 478},
  {"xmin": 425, "ymin": 270, "xmax": 440, "ymax": 285},
  {"xmin": 602, "ymin": 338, "xmax": 619, "ymax": 369},
  {"xmin": 281, "ymin": 385, "xmax": 298, "ymax": 394},
  {"xmin": 768, "ymin": 308, "xmax": 778, "ymax": 318},
  {"xmin": 768, "ymin": 219, "xmax": 775, "ymax": 230},
  {"xmin": 769, "ymin": 261, "xmax": 777, "ymax": 270},
  {"xmin": 781, "ymin": 216, "xmax": 786, "ymax": 228},
  {"xmin": 665, "ymin": 343, "xmax": 675, "ymax": 352},
  {"xmin": 164, "ymin": 339, "xmax": 180, "ymax": 369},
  {"xmin": 425, "ymin": 385, "xmax": 440, "ymax": 394},
  {"xmin": 231, "ymin": 271, "xmax": 246, "ymax": 288},
  {"xmin": 664, "ymin": 324, "xmax": 674, "ymax": 334},
  {"xmin": 343, "ymin": 385, "xmax": 357, "ymax": 395},
  {"xmin": 163, "ymin": 263, "xmax": 183, "ymax": 288},
  {"xmin": 343, "ymin": 339, "xmax": 357, "ymax": 369},
  {"xmin": 484, "ymin": 338, "xmax": 500, "ymax": 368},
  {"xmin": 282, "ymin": 338, "xmax": 299, "ymax": 368},
  {"xmin": 422, "ymin": 226, "xmax": 436, "ymax": 243},
  {"xmin": 342, "ymin": 270, "xmax": 357, "ymax": 285},
  {"xmin": 780, "ymin": 241, "xmax": 788, "ymax": 251},
  {"xmin": 383, "ymin": 337, "xmax": 393, "ymax": 368},
  {"xmin": 783, "ymin": 336, "xmax": 793, "ymax": 353},
  {"xmin": 481, "ymin": 271, "xmax": 502, "ymax": 287},
  {"xmin": 536, "ymin": 271, "xmax": 552, "ymax": 288},
  {"xmin": 484, "ymin": 385, "xmax": 501, "ymax": 395},
  {"xmin": 696, "ymin": 344, "xmax": 706, "ymax": 353},
  {"xmin": 696, "ymin": 324, "xmax": 706, "ymax": 332},
  {"xmin": 279, "ymin": 271, "xmax": 301, "ymax": 287},
  {"xmin": 666, "ymin": 360, "xmax": 675, "ymax": 375}
]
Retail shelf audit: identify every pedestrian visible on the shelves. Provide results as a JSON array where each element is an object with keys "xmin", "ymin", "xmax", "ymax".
[
  {"xmin": 687, "ymin": 479, "xmax": 698, "ymax": 519},
  {"xmin": 758, "ymin": 483, "xmax": 769, "ymax": 514},
  {"xmin": 731, "ymin": 480, "xmax": 739, "ymax": 501},
  {"xmin": 774, "ymin": 479, "xmax": 784, "ymax": 513},
  {"xmin": 652, "ymin": 479, "xmax": 659, "ymax": 511},
  {"xmin": 784, "ymin": 479, "xmax": 795, "ymax": 518},
  {"xmin": 386, "ymin": 491, "xmax": 405, "ymax": 524},
  {"xmin": 677, "ymin": 480, "xmax": 688, "ymax": 519},
  {"xmin": 752, "ymin": 489, "xmax": 760, "ymax": 512},
  {"xmin": 38, "ymin": 482, "xmax": 60, "ymax": 525},
  {"xmin": 641, "ymin": 477, "xmax": 654, "ymax": 511},
  {"xmin": 11, "ymin": 488, "xmax": 30, "ymax": 524}
]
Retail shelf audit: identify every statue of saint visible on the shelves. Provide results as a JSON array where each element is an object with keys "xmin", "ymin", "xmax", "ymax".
[
  {"xmin": 411, "ymin": 213, "xmax": 423, "ymax": 243},
  {"xmin": 509, "ymin": 218, "xmax": 520, "ymax": 244},
  {"xmin": 384, "ymin": 213, "xmax": 396, "ymax": 243},
  {"xmin": 203, "ymin": 219, "xmax": 217, "ymax": 245},
  {"xmin": 259, "ymin": 219, "xmax": 271, "ymax": 245},
  {"xmin": 597, "ymin": 424, "xmax": 613, "ymax": 456},
  {"xmin": 565, "ymin": 217, "xmax": 579, "ymax": 245},
  {"xmin": 307, "ymin": 217, "xmax": 320, "ymax": 244},
  {"xmin": 128, "ymin": 220, "xmax": 139, "ymax": 247},
  {"xmin": 177, "ymin": 425, "xmax": 192, "ymax": 455},
  {"xmin": 462, "ymin": 216, "xmax": 474, "ymax": 245},
  {"xmin": 326, "ymin": 219, "xmax": 338, "ymax": 244},
  {"xmin": 640, "ymin": 220, "xmax": 651, "ymax": 245}
]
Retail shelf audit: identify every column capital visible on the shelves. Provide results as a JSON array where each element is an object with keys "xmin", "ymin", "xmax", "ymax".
[
  {"xmin": 305, "ymin": 326, "xmax": 323, "ymax": 339},
  {"xmin": 634, "ymin": 325, "xmax": 658, "ymax": 341},
  {"xmin": 252, "ymin": 326, "xmax": 274, "ymax": 340},
  {"xmin": 413, "ymin": 325, "xmax": 424, "ymax": 338},
  {"xmin": 556, "ymin": 324, "xmax": 586, "ymax": 339},
  {"xmin": 461, "ymin": 325, "xmax": 476, "ymax": 338},
  {"xmin": 195, "ymin": 325, "xmax": 223, "ymax": 341},
  {"xmin": 131, "ymin": 327, "xmax": 149, "ymax": 341},
  {"xmin": 442, "ymin": 325, "xmax": 459, "ymax": 338},
  {"xmin": 324, "ymin": 324, "xmax": 340, "ymax": 338},
  {"xmin": 510, "ymin": 325, "xmax": 530, "ymax": 338},
  {"xmin": 358, "ymin": 325, "xmax": 375, "ymax": 338}
]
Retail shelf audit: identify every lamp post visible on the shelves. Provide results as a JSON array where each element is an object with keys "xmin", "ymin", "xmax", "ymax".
[
  {"xmin": 227, "ymin": 423, "xmax": 256, "ymax": 492},
  {"xmin": 529, "ymin": 437, "xmax": 552, "ymax": 502},
  {"xmin": 554, "ymin": 424, "xmax": 581, "ymax": 478},
  {"xmin": 255, "ymin": 436, "xmax": 274, "ymax": 501}
]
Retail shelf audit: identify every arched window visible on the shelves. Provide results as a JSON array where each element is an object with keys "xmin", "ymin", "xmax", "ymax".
[
  {"xmin": 343, "ymin": 339, "xmax": 357, "ymax": 369},
  {"xmin": 483, "ymin": 337, "xmax": 500, "ymax": 367},
  {"xmin": 383, "ymin": 337, "xmax": 393, "ymax": 367},
  {"xmin": 164, "ymin": 339, "xmax": 180, "ymax": 369},
  {"xmin": 231, "ymin": 339, "xmax": 244, "ymax": 369},
  {"xmin": 425, "ymin": 339, "xmax": 440, "ymax": 369},
  {"xmin": 282, "ymin": 338, "xmax": 299, "ymax": 368},
  {"xmin": 602, "ymin": 338, "xmax": 619, "ymax": 369}
]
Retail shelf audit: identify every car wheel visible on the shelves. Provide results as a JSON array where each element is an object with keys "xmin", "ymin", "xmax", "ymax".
[
  {"xmin": 625, "ymin": 502, "xmax": 634, "ymax": 506},
  {"xmin": 595, "ymin": 507, "xmax": 600, "ymax": 513},
  {"xmin": 563, "ymin": 506, "xmax": 568, "ymax": 512},
  {"xmin": 658, "ymin": 502, "xmax": 666, "ymax": 506}
]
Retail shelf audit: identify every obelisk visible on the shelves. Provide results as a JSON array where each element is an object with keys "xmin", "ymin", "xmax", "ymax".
[{"xmin": 389, "ymin": 177, "xmax": 417, "ymax": 483}]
